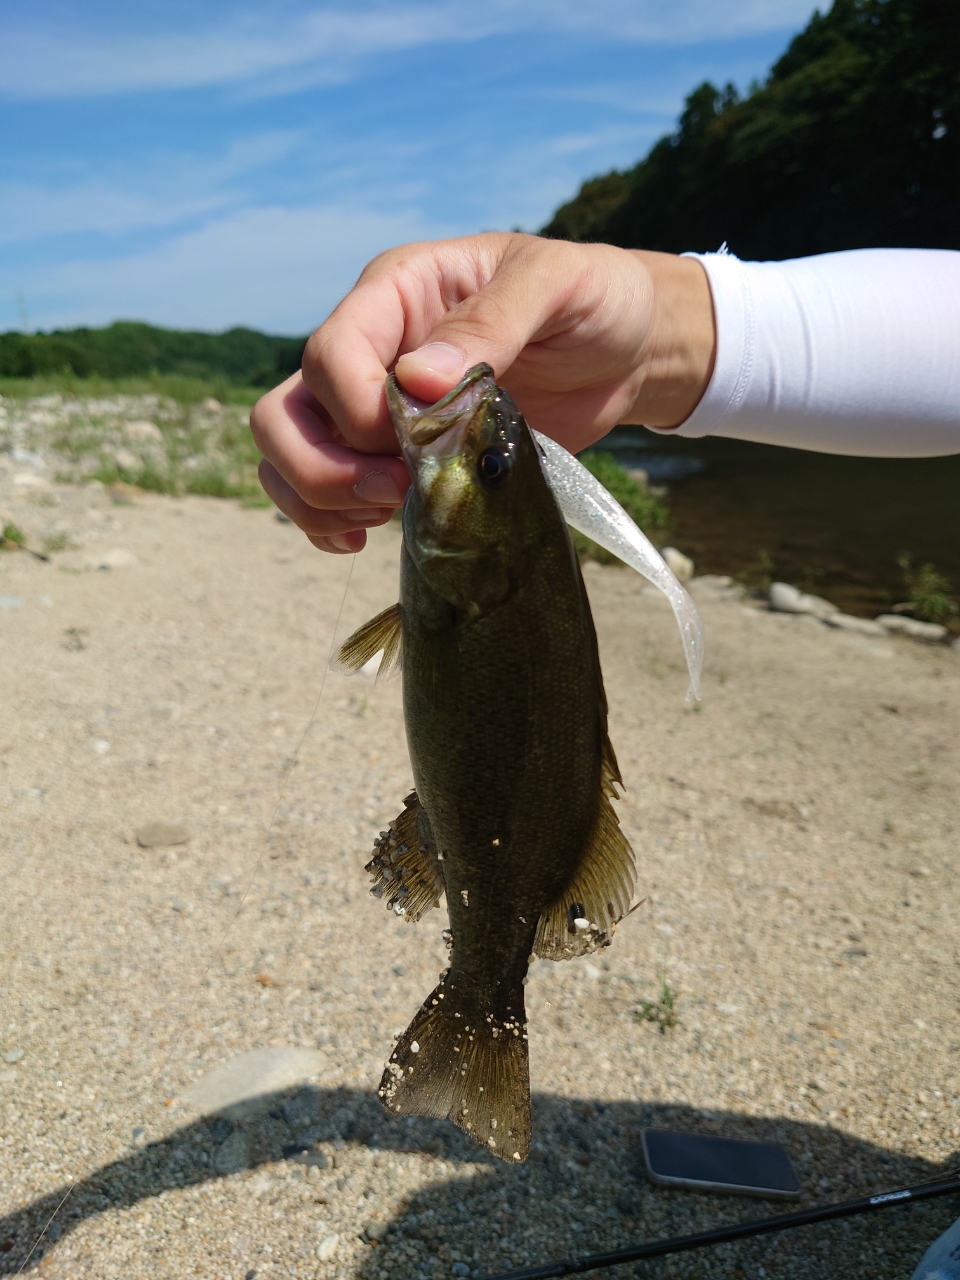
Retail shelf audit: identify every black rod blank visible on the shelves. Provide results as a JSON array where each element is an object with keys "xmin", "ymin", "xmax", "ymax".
[{"xmin": 486, "ymin": 1175, "xmax": 960, "ymax": 1280}]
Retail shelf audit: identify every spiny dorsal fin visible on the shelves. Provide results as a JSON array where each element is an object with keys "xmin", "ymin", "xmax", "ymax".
[
  {"xmin": 337, "ymin": 603, "xmax": 402, "ymax": 680},
  {"xmin": 533, "ymin": 738, "xmax": 636, "ymax": 961},
  {"xmin": 366, "ymin": 790, "xmax": 445, "ymax": 922}
]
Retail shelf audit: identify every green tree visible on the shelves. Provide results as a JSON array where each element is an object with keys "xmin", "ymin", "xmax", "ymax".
[{"xmin": 542, "ymin": 0, "xmax": 960, "ymax": 257}]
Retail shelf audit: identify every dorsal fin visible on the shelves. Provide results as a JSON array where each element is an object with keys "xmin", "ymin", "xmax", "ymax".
[
  {"xmin": 337, "ymin": 603, "xmax": 403, "ymax": 680},
  {"xmin": 366, "ymin": 790, "xmax": 446, "ymax": 922},
  {"xmin": 533, "ymin": 736, "xmax": 636, "ymax": 960}
]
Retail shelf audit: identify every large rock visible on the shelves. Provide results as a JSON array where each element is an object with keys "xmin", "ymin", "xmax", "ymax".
[
  {"xmin": 661, "ymin": 547, "xmax": 694, "ymax": 582},
  {"xmin": 181, "ymin": 1046, "xmax": 327, "ymax": 1120},
  {"xmin": 875, "ymin": 615, "xmax": 948, "ymax": 643},
  {"xmin": 821, "ymin": 613, "xmax": 887, "ymax": 638},
  {"xmin": 768, "ymin": 582, "xmax": 838, "ymax": 617}
]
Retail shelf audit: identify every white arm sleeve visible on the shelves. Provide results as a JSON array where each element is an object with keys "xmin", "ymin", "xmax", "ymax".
[{"xmin": 647, "ymin": 248, "xmax": 960, "ymax": 458}]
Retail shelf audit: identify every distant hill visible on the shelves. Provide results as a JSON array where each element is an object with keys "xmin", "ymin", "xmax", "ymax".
[
  {"xmin": 542, "ymin": 0, "xmax": 959, "ymax": 258},
  {"xmin": 0, "ymin": 321, "xmax": 307, "ymax": 386}
]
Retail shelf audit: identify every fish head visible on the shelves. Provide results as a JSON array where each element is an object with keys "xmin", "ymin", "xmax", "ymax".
[{"xmin": 387, "ymin": 363, "xmax": 553, "ymax": 612}]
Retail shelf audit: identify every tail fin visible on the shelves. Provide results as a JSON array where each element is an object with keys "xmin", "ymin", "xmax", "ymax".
[{"xmin": 378, "ymin": 971, "xmax": 530, "ymax": 1162}]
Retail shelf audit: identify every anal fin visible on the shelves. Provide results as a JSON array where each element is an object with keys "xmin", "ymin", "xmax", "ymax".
[
  {"xmin": 367, "ymin": 790, "xmax": 445, "ymax": 922},
  {"xmin": 337, "ymin": 603, "xmax": 402, "ymax": 680},
  {"xmin": 534, "ymin": 737, "xmax": 636, "ymax": 960}
]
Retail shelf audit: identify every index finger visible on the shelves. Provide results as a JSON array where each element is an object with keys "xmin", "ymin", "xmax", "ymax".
[{"xmin": 301, "ymin": 236, "xmax": 511, "ymax": 450}]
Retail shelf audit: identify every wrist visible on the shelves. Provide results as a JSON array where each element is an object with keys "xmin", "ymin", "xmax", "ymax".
[{"xmin": 625, "ymin": 251, "xmax": 716, "ymax": 428}]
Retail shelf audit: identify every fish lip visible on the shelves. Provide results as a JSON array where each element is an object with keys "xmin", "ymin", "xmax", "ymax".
[{"xmin": 386, "ymin": 363, "xmax": 495, "ymax": 452}]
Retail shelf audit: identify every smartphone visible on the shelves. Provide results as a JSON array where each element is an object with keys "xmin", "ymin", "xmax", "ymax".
[{"xmin": 641, "ymin": 1129, "xmax": 801, "ymax": 1199}]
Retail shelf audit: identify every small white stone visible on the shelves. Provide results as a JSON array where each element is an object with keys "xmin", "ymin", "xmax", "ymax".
[
  {"xmin": 573, "ymin": 917, "xmax": 591, "ymax": 932},
  {"xmin": 410, "ymin": 1041, "xmax": 419, "ymax": 1054},
  {"xmin": 124, "ymin": 420, "xmax": 162, "ymax": 442},
  {"xmin": 316, "ymin": 1233, "xmax": 339, "ymax": 1261},
  {"xmin": 113, "ymin": 448, "xmax": 140, "ymax": 472}
]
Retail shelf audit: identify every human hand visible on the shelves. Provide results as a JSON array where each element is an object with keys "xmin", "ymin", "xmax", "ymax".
[{"xmin": 251, "ymin": 232, "xmax": 715, "ymax": 553}]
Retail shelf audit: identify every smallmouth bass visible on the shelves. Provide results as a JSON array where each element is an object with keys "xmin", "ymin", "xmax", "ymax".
[{"xmin": 339, "ymin": 364, "xmax": 637, "ymax": 1161}]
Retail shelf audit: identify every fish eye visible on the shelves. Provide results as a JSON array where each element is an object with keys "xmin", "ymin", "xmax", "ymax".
[{"xmin": 477, "ymin": 446, "xmax": 513, "ymax": 487}]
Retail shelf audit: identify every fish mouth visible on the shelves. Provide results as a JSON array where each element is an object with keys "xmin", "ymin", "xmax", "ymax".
[{"xmin": 387, "ymin": 363, "xmax": 496, "ymax": 472}]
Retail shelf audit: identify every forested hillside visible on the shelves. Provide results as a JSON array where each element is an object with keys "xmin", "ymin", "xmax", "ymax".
[
  {"xmin": 542, "ymin": 0, "xmax": 959, "ymax": 258},
  {"xmin": 0, "ymin": 321, "xmax": 306, "ymax": 386}
]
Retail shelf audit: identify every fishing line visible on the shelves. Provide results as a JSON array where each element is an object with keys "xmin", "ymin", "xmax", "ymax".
[
  {"xmin": 16, "ymin": 553, "xmax": 357, "ymax": 1275},
  {"xmin": 486, "ymin": 1166, "xmax": 960, "ymax": 1280}
]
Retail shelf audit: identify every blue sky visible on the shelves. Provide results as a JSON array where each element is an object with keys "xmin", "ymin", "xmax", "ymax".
[{"xmin": 2, "ymin": 0, "xmax": 818, "ymax": 335}]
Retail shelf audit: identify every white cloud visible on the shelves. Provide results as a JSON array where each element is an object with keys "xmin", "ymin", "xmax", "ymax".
[
  {"xmin": 11, "ymin": 202, "xmax": 461, "ymax": 333},
  {"xmin": 0, "ymin": 132, "xmax": 301, "ymax": 245},
  {"xmin": 1, "ymin": 0, "xmax": 818, "ymax": 101}
]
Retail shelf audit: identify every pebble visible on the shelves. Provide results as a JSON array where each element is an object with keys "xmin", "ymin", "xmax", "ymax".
[
  {"xmin": 11, "ymin": 447, "xmax": 45, "ymax": 468},
  {"xmin": 3, "ymin": 1048, "xmax": 24, "ymax": 1064},
  {"xmin": 452, "ymin": 1264, "xmax": 471, "ymax": 1277},
  {"xmin": 113, "ymin": 448, "xmax": 140, "ymax": 471},
  {"xmin": 86, "ymin": 547, "xmax": 138, "ymax": 570},
  {"xmin": 316, "ymin": 1232, "xmax": 339, "ymax": 1260},
  {"xmin": 124, "ymin": 420, "xmax": 163, "ymax": 442},
  {"xmin": 274, "ymin": 509, "xmax": 293, "ymax": 523},
  {"xmin": 661, "ymin": 546, "xmax": 694, "ymax": 582},
  {"xmin": 91, "ymin": 738, "xmax": 111, "ymax": 754},
  {"xmin": 875, "ymin": 614, "xmax": 948, "ymax": 642},
  {"xmin": 135, "ymin": 821, "xmax": 191, "ymax": 848},
  {"xmin": 181, "ymin": 1046, "xmax": 327, "ymax": 1119},
  {"xmin": 0, "ymin": 595, "xmax": 23, "ymax": 609},
  {"xmin": 212, "ymin": 1130, "xmax": 250, "ymax": 1175}
]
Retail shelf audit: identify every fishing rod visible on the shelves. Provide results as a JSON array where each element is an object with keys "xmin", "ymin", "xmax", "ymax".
[{"xmin": 486, "ymin": 1171, "xmax": 960, "ymax": 1280}]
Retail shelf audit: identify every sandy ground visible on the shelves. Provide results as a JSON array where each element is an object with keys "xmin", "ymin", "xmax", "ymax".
[{"xmin": 1, "ymin": 479, "xmax": 959, "ymax": 1280}]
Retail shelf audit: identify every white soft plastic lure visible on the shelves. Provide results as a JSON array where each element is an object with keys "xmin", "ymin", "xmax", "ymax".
[{"xmin": 534, "ymin": 431, "xmax": 704, "ymax": 702}]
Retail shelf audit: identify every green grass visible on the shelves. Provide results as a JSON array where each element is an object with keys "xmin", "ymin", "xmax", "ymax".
[
  {"xmin": 1, "ymin": 522, "xmax": 26, "ymax": 548},
  {"xmin": 735, "ymin": 547, "xmax": 775, "ymax": 594},
  {"xmin": 573, "ymin": 449, "xmax": 671, "ymax": 564},
  {"xmin": 897, "ymin": 554, "xmax": 959, "ymax": 626},
  {"xmin": 636, "ymin": 972, "xmax": 680, "ymax": 1033},
  {"xmin": 0, "ymin": 371, "xmax": 264, "ymax": 406},
  {"xmin": 8, "ymin": 388, "xmax": 270, "ymax": 501}
]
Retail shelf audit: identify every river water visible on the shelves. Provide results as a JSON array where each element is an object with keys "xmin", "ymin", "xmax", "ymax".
[{"xmin": 596, "ymin": 427, "xmax": 960, "ymax": 621}]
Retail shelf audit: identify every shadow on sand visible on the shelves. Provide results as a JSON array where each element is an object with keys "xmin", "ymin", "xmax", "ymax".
[{"xmin": 2, "ymin": 1087, "xmax": 957, "ymax": 1278}]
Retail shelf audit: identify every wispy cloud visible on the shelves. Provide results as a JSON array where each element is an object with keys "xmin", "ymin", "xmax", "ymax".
[
  {"xmin": 2, "ymin": 0, "xmax": 816, "ymax": 101},
  {"xmin": 10, "ymin": 202, "xmax": 459, "ymax": 333},
  {"xmin": 0, "ymin": 133, "xmax": 301, "ymax": 245}
]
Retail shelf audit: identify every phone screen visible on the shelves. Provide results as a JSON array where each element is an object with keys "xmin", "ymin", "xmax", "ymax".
[{"xmin": 641, "ymin": 1129, "xmax": 801, "ymax": 1199}]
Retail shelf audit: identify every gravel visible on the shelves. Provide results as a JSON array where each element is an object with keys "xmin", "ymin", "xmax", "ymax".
[{"xmin": 1, "ymin": 478, "xmax": 958, "ymax": 1280}]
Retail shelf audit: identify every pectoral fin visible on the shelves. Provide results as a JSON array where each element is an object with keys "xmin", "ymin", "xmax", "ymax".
[
  {"xmin": 337, "ymin": 603, "xmax": 403, "ymax": 680},
  {"xmin": 367, "ymin": 790, "xmax": 446, "ymax": 922},
  {"xmin": 534, "ymin": 736, "xmax": 636, "ymax": 960}
]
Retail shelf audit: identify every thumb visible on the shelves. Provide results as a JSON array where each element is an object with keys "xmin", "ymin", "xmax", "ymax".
[{"xmin": 394, "ymin": 243, "xmax": 558, "ymax": 401}]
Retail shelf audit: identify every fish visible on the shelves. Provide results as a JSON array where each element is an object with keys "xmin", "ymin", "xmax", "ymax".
[{"xmin": 338, "ymin": 363, "xmax": 693, "ymax": 1162}]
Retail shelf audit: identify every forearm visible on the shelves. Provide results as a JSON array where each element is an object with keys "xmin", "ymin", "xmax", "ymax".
[{"xmin": 647, "ymin": 248, "xmax": 960, "ymax": 458}]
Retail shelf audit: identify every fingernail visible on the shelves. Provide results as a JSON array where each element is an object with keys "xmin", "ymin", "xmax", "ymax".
[
  {"xmin": 402, "ymin": 342, "xmax": 466, "ymax": 376},
  {"xmin": 327, "ymin": 534, "xmax": 354, "ymax": 552},
  {"xmin": 339, "ymin": 507, "xmax": 386, "ymax": 526},
  {"xmin": 354, "ymin": 471, "xmax": 402, "ymax": 505}
]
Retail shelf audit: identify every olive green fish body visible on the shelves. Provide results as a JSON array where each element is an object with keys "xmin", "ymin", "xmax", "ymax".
[{"xmin": 338, "ymin": 366, "xmax": 635, "ymax": 1160}]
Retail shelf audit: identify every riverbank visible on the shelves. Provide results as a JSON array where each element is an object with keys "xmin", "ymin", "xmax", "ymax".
[
  {"xmin": 598, "ymin": 427, "xmax": 960, "ymax": 626},
  {"xmin": 1, "ymin": 480, "xmax": 958, "ymax": 1280}
]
